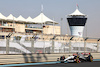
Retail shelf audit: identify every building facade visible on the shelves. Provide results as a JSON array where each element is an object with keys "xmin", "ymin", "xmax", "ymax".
[{"xmin": 0, "ymin": 13, "xmax": 60, "ymax": 40}]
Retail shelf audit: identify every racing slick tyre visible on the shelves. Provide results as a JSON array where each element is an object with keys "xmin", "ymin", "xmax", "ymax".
[
  {"xmin": 76, "ymin": 56, "xmax": 80, "ymax": 63},
  {"xmin": 60, "ymin": 56, "xmax": 65, "ymax": 63},
  {"xmin": 89, "ymin": 56, "xmax": 93, "ymax": 62}
]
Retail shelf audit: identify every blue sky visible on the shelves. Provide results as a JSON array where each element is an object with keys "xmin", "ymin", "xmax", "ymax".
[{"xmin": 0, "ymin": 0, "xmax": 100, "ymax": 38}]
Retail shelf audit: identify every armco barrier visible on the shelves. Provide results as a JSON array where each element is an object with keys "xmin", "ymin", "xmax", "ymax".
[{"xmin": 0, "ymin": 53, "xmax": 99, "ymax": 64}]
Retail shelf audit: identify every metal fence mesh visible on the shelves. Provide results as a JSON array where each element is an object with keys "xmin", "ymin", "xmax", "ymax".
[{"xmin": 0, "ymin": 34, "xmax": 100, "ymax": 54}]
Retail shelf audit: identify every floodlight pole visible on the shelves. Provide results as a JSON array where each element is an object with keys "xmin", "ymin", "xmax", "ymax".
[
  {"xmin": 41, "ymin": 7, "xmax": 45, "ymax": 53},
  {"xmin": 53, "ymin": 18, "xmax": 55, "ymax": 36},
  {"xmin": 61, "ymin": 18, "xmax": 63, "ymax": 35},
  {"xmin": 13, "ymin": 16, "xmax": 14, "ymax": 33},
  {"xmin": 12, "ymin": 16, "xmax": 15, "ymax": 41}
]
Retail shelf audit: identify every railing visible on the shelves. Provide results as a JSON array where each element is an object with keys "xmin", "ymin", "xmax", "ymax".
[{"xmin": 25, "ymin": 26, "xmax": 42, "ymax": 29}]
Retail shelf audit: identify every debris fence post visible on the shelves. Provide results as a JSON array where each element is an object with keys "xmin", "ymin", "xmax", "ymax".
[
  {"xmin": 52, "ymin": 40, "xmax": 54, "ymax": 53},
  {"xmin": 84, "ymin": 41, "xmax": 86, "ymax": 53},
  {"xmin": 97, "ymin": 39, "xmax": 100, "ymax": 52},
  {"xmin": 69, "ymin": 40, "xmax": 71, "ymax": 53},
  {"xmin": 6, "ymin": 38, "xmax": 9, "ymax": 54},
  {"xmin": 31, "ymin": 37, "xmax": 34, "ymax": 53}
]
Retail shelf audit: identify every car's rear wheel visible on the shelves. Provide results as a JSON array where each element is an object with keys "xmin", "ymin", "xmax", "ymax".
[
  {"xmin": 89, "ymin": 56, "xmax": 93, "ymax": 62},
  {"xmin": 76, "ymin": 56, "xmax": 80, "ymax": 63}
]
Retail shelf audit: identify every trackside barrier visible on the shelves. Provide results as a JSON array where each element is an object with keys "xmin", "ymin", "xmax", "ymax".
[
  {"xmin": 0, "ymin": 59, "xmax": 100, "ymax": 67},
  {"xmin": 0, "ymin": 53, "xmax": 99, "ymax": 64},
  {"xmin": 0, "ymin": 61, "xmax": 60, "ymax": 67},
  {"xmin": 93, "ymin": 59, "xmax": 100, "ymax": 61}
]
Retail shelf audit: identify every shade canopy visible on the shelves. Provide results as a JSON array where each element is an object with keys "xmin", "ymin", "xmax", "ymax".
[
  {"xmin": 0, "ymin": 12, "xmax": 58, "ymax": 24},
  {"xmin": 33, "ymin": 13, "xmax": 58, "ymax": 24},
  {"xmin": 26, "ymin": 16, "xmax": 34, "ymax": 23},
  {"xmin": 69, "ymin": 9, "xmax": 86, "ymax": 16},
  {"xmin": 0, "ymin": 13, "xmax": 6, "ymax": 20},
  {"xmin": 6, "ymin": 14, "xmax": 17, "ymax": 21},
  {"xmin": 16, "ymin": 15, "xmax": 26, "ymax": 22}
]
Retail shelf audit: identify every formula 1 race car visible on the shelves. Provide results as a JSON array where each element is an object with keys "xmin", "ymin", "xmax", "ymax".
[{"xmin": 57, "ymin": 52, "xmax": 93, "ymax": 63}]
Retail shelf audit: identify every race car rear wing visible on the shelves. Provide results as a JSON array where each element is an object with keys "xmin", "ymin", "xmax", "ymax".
[{"xmin": 81, "ymin": 53, "xmax": 91, "ymax": 55}]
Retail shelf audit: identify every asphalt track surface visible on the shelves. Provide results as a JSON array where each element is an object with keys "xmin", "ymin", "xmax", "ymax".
[{"xmin": 11, "ymin": 62, "xmax": 100, "ymax": 67}]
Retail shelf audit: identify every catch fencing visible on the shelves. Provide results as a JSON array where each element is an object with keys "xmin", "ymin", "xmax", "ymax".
[{"xmin": 0, "ymin": 34, "xmax": 100, "ymax": 54}]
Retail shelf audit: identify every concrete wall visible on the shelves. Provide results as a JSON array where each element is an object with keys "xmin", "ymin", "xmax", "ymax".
[{"xmin": 0, "ymin": 53, "xmax": 99, "ymax": 64}]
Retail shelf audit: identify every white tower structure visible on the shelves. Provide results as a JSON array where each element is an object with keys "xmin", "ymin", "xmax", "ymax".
[{"xmin": 67, "ymin": 7, "xmax": 87, "ymax": 37}]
